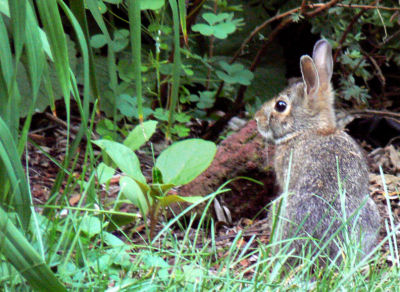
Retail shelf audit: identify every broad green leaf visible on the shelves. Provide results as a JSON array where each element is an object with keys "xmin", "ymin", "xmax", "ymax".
[
  {"xmin": 192, "ymin": 23, "xmax": 213, "ymax": 36},
  {"xmin": 116, "ymin": 94, "xmax": 136, "ymax": 117},
  {"xmin": 157, "ymin": 194, "xmax": 203, "ymax": 207},
  {"xmin": 202, "ymin": 12, "xmax": 229, "ymax": 25},
  {"xmin": 140, "ymin": 0, "xmax": 165, "ymax": 10},
  {"xmin": 123, "ymin": 120, "xmax": 157, "ymax": 151},
  {"xmin": 155, "ymin": 139, "xmax": 216, "ymax": 185},
  {"xmin": 214, "ymin": 22, "xmax": 236, "ymax": 39},
  {"xmin": 103, "ymin": 232, "xmax": 130, "ymax": 249},
  {"xmin": 193, "ymin": 12, "xmax": 238, "ymax": 39},
  {"xmin": 96, "ymin": 162, "xmax": 115, "ymax": 184},
  {"xmin": 93, "ymin": 139, "xmax": 146, "ymax": 183},
  {"xmin": 90, "ymin": 34, "xmax": 107, "ymax": 48},
  {"xmin": 142, "ymin": 252, "xmax": 170, "ymax": 268},
  {"xmin": 111, "ymin": 29, "xmax": 129, "ymax": 52},
  {"xmin": 80, "ymin": 216, "xmax": 102, "ymax": 238},
  {"xmin": 120, "ymin": 176, "xmax": 149, "ymax": 215}
]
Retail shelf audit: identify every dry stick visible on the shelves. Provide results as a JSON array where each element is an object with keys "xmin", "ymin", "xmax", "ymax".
[
  {"xmin": 304, "ymin": 0, "xmax": 341, "ymax": 17},
  {"xmin": 350, "ymin": 109, "xmax": 400, "ymax": 119},
  {"xmin": 366, "ymin": 52, "xmax": 386, "ymax": 87},
  {"xmin": 204, "ymin": 0, "xmax": 340, "ymax": 140},
  {"xmin": 310, "ymin": 3, "xmax": 400, "ymax": 11}
]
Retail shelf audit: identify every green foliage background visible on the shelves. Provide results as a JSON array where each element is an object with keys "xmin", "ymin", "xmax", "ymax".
[{"xmin": 0, "ymin": 0, "xmax": 399, "ymax": 290}]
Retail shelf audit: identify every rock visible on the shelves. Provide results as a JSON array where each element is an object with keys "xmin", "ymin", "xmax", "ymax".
[{"xmin": 171, "ymin": 120, "xmax": 276, "ymax": 221}]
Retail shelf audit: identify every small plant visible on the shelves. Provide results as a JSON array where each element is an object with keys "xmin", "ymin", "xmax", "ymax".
[
  {"xmin": 192, "ymin": 12, "xmax": 243, "ymax": 39},
  {"xmin": 93, "ymin": 121, "xmax": 217, "ymax": 240}
]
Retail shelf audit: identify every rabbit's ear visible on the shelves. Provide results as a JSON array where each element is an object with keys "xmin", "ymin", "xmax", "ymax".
[
  {"xmin": 300, "ymin": 55, "xmax": 319, "ymax": 97},
  {"xmin": 312, "ymin": 39, "xmax": 333, "ymax": 88}
]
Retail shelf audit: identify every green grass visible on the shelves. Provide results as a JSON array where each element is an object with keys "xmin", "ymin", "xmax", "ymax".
[{"xmin": 1, "ymin": 173, "xmax": 399, "ymax": 291}]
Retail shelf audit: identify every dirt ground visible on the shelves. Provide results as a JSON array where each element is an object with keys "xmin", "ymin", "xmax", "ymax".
[{"xmin": 27, "ymin": 115, "xmax": 400, "ymax": 267}]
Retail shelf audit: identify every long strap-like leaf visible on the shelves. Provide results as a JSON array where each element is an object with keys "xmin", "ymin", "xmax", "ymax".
[
  {"xmin": 0, "ymin": 117, "xmax": 30, "ymax": 231},
  {"xmin": 0, "ymin": 207, "xmax": 66, "ymax": 291}
]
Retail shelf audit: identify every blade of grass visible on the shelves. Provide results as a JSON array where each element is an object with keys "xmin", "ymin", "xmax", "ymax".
[
  {"xmin": 36, "ymin": 0, "xmax": 70, "ymax": 99},
  {"xmin": 7, "ymin": 0, "xmax": 25, "ymax": 138},
  {"xmin": 0, "ymin": 116, "xmax": 31, "ymax": 230},
  {"xmin": 59, "ymin": 1, "xmax": 91, "ymax": 133},
  {"xmin": 166, "ymin": 0, "xmax": 182, "ymax": 140},
  {"xmin": 178, "ymin": 0, "xmax": 187, "ymax": 45},
  {"xmin": 86, "ymin": 0, "xmax": 118, "ymax": 93},
  {"xmin": 86, "ymin": 0, "xmax": 118, "ymax": 138},
  {"xmin": 0, "ymin": 15, "xmax": 19, "ymax": 137},
  {"xmin": 43, "ymin": 1, "xmax": 95, "ymax": 210},
  {"xmin": 69, "ymin": 0, "xmax": 101, "ymax": 111},
  {"xmin": 18, "ymin": 2, "xmax": 45, "ymax": 155},
  {"xmin": 0, "ymin": 207, "xmax": 66, "ymax": 291},
  {"xmin": 128, "ymin": 0, "xmax": 143, "ymax": 122},
  {"xmin": 36, "ymin": 0, "xmax": 71, "ymax": 151},
  {"xmin": 8, "ymin": 0, "xmax": 26, "ymax": 60}
]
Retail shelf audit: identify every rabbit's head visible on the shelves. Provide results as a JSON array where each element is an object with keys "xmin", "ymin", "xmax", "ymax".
[{"xmin": 255, "ymin": 39, "xmax": 336, "ymax": 144}]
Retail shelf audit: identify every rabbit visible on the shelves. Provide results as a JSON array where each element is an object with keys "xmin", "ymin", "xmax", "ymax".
[{"xmin": 255, "ymin": 39, "xmax": 381, "ymax": 265}]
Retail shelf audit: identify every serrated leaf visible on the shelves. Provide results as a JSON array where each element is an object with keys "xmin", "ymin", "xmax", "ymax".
[
  {"xmin": 155, "ymin": 139, "xmax": 216, "ymax": 185},
  {"xmin": 216, "ymin": 61, "xmax": 254, "ymax": 85},
  {"xmin": 196, "ymin": 91, "xmax": 215, "ymax": 109},
  {"xmin": 93, "ymin": 139, "xmax": 146, "ymax": 183},
  {"xmin": 123, "ymin": 120, "xmax": 157, "ymax": 151}
]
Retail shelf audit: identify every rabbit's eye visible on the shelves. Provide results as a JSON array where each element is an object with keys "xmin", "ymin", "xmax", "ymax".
[{"xmin": 275, "ymin": 100, "xmax": 287, "ymax": 112}]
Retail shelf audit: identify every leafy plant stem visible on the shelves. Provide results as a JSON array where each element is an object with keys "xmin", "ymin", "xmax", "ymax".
[
  {"xmin": 166, "ymin": 0, "xmax": 182, "ymax": 140},
  {"xmin": 149, "ymin": 200, "xmax": 162, "ymax": 241},
  {"xmin": 205, "ymin": 0, "xmax": 218, "ymax": 90},
  {"xmin": 128, "ymin": 0, "xmax": 143, "ymax": 122}
]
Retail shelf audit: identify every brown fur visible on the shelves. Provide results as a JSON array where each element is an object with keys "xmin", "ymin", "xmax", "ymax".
[{"xmin": 255, "ymin": 40, "xmax": 381, "ymax": 265}]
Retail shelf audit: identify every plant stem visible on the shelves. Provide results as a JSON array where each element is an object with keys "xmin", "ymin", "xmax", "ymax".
[
  {"xmin": 128, "ymin": 0, "xmax": 143, "ymax": 122},
  {"xmin": 166, "ymin": 0, "xmax": 182, "ymax": 140}
]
